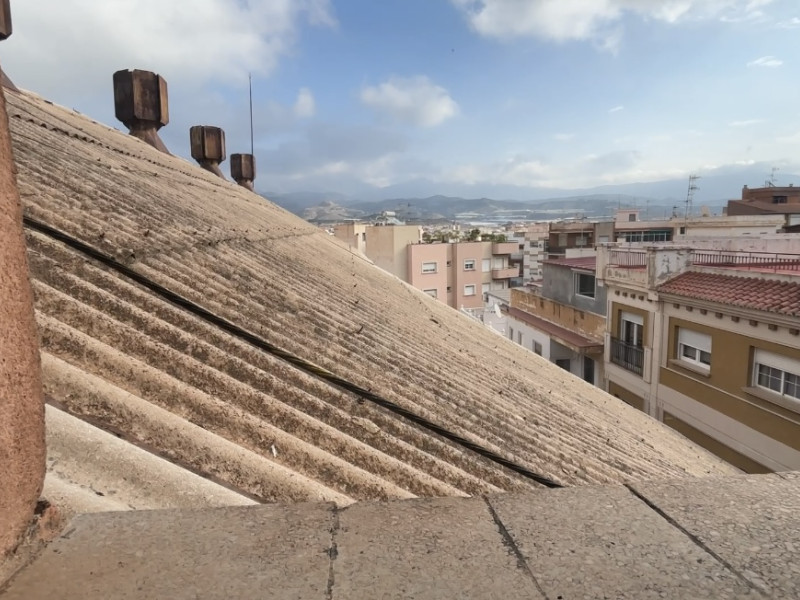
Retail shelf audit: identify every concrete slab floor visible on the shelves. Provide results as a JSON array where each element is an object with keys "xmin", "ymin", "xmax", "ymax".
[
  {"xmin": 3, "ymin": 474, "xmax": 799, "ymax": 599},
  {"xmin": 632, "ymin": 473, "xmax": 800, "ymax": 599}
]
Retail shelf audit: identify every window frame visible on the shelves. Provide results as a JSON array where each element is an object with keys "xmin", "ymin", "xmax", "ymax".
[
  {"xmin": 421, "ymin": 261, "xmax": 438, "ymax": 274},
  {"xmin": 676, "ymin": 328, "xmax": 712, "ymax": 371},
  {"xmin": 463, "ymin": 258, "xmax": 476, "ymax": 271},
  {"xmin": 753, "ymin": 349, "xmax": 800, "ymax": 405},
  {"xmin": 423, "ymin": 288, "xmax": 438, "ymax": 299},
  {"xmin": 463, "ymin": 284, "xmax": 477, "ymax": 296},
  {"xmin": 574, "ymin": 272, "xmax": 596, "ymax": 299}
]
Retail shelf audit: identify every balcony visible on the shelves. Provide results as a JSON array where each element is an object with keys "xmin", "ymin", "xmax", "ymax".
[
  {"xmin": 610, "ymin": 337, "xmax": 644, "ymax": 376},
  {"xmin": 492, "ymin": 241, "xmax": 519, "ymax": 255},
  {"xmin": 492, "ymin": 266, "xmax": 520, "ymax": 279}
]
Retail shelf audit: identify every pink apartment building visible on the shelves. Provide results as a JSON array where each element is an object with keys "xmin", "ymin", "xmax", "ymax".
[{"xmin": 407, "ymin": 241, "xmax": 519, "ymax": 309}]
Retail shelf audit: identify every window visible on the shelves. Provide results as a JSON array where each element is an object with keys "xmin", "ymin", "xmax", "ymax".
[
  {"xmin": 556, "ymin": 358, "xmax": 571, "ymax": 371},
  {"xmin": 533, "ymin": 341, "xmax": 542, "ymax": 356},
  {"xmin": 464, "ymin": 259, "xmax": 476, "ymax": 271},
  {"xmin": 508, "ymin": 327, "xmax": 514, "ymax": 340},
  {"xmin": 481, "ymin": 283, "xmax": 490, "ymax": 294},
  {"xmin": 575, "ymin": 235, "xmax": 588, "ymax": 247},
  {"xmin": 753, "ymin": 349, "xmax": 800, "ymax": 403},
  {"xmin": 677, "ymin": 328, "xmax": 711, "ymax": 370},
  {"xmin": 464, "ymin": 284, "xmax": 476, "ymax": 296},
  {"xmin": 620, "ymin": 312, "xmax": 643, "ymax": 347},
  {"xmin": 773, "ymin": 195, "xmax": 788, "ymax": 204},
  {"xmin": 492, "ymin": 257, "xmax": 504, "ymax": 269},
  {"xmin": 446, "ymin": 286, "xmax": 452, "ymax": 293},
  {"xmin": 361, "ymin": 232, "xmax": 366, "ymax": 242},
  {"xmin": 421, "ymin": 261, "xmax": 437, "ymax": 273},
  {"xmin": 482, "ymin": 259, "xmax": 491, "ymax": 273},
  {"xmin": 575, "ymin": 273, "xmax": 596, "ymax": 298},
  {"xmin": 517, "ymin": 331, "xmax": 522, "ymax": 344},
  {"xmin": 679, "ymin": 227, "xmax": 686, "ymax": 235},
  {"xmin": 423, "ymin": 289, "xmax": 437, "ymax": 299},
  {"xmin": 628, "ymin": 213, "xmax": 637, "ymax": 222},
  {"xmin": 583, "ymin": 356, "xmax": 595, "ymax": 383},
  {"xmin": 558, "ymin": 233, "xmax": 567, "ymax": 246}
]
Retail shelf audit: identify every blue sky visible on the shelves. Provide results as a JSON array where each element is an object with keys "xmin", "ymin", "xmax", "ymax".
[{"xmin": 3, "ymin": 0, "xmax": 799, "ymax": 199}]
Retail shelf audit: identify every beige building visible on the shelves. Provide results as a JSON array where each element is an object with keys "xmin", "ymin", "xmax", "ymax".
[
  {"xmin": 333, "ymin": 223, "xmax": 423, "ymax": 279},
  {"xmin": 598, "ymin": 239, "xmax": 800, "ymax": 472},
  {"xmin": 407, "ymin": 241, "xmax": 519, "ymax": 309}
]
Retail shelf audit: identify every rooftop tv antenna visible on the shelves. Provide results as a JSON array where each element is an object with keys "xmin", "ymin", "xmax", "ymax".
[
  {"xmin": 685, "ymin": 174, "xmax": 699, "ymax": 219},
  {"xmin": 248, "ymin": 73, "xmax": 254, "ymax": 155},
  {"xmin": 766, "ymin": 167, "xmax": 779, "ymax": 187}
]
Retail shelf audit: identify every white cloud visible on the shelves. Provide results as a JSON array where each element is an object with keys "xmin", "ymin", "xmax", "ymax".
[
  {"xmin": 609, "ymin": 105, "xmax": 625, "ymax": 113},
  {"xmin": 777, "ymin": 17, "xmax": 800, "ymax": 28},
  {"xmin": 450, "ymin": 0, "xmax": 774, "ymax": 47},
  {"xmin": 360, "ymin": 76, "xmax": 459, "ymax": 127},
  {"xmin": 747, "ymin": 55, "xmax": 783, "ymax": 67},
  {"xmin": 3, "ymin": 0, "xmax": 336, "ymax": 97},
  {"xmin": 728, "ymin": 119, "xmax": 764, "ymax": 127},
  {"xmin": 293, "ymin": 88, "xmax": 316, "ymax": 118}
]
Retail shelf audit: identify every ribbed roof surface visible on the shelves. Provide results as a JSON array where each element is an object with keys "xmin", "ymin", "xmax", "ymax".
[
  {"xmin": 659, "ymin": 271, "xmax": 800, "ymax": 317},
  {"xmin": 9, "ymin": 89, "xmax": 735, "ymax": 506}
]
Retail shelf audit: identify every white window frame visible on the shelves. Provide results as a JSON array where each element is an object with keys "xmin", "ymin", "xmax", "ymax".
[
  {"xmin": 574, "ymin": 272, "xmax": 596, "ymax": 299},
  {"xmin": 620, "ymin": 311, "xmax": 643, "ymax": 347},
  {"xmin": 421, "ymin": 261, "xmax": 437, "ymax": 274},
  {"xmin": 677, "ymin": 328, "xmax": 711, "ymax": 371},
  {"xmin": 753, "ymin": 349, "xmax": 800, "ymax": 405},
  {"xmin": 532, "ymin": 341, "xmax": 542, "ymax": 356},
  {"xmin": 463, "ymin": 284, "xmax": 477, "ymax": 296},
  {"xmin": 463, "ymin": 259, "xmax": 476, "ymax": 271},
  {"xmin": 482, "ymin": 259, "xmax": 491, "ymax": 273},
  {"xmin": 423, "ymin": 289, "xmax": 438, "ymax": 299}
]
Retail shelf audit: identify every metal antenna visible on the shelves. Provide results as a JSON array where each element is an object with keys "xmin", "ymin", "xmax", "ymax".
[
  {"xmin": 249, "ymin": 73, "xmax": 254, "ymax": 156},
  {"xmin": 685, "ymin": 174, "xmax": 699, "ymax": 219}
]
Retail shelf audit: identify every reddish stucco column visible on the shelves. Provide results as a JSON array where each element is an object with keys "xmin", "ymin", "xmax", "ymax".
[{"xmin": 0, "ymin": 81, "xmax": 46, "ymax": 557}]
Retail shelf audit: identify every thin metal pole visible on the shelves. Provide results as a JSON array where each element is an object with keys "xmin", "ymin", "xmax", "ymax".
[{"xmin": 249, "ymin": 73, "xmax": 254, "ymax": 155}]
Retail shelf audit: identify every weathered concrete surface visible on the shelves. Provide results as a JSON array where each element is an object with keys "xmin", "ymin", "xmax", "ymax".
[
  {"xmin": 43, "ymin": 405, "xmax": 257, "ymax": 516},
  {"xmin": 489, "ymin": 485, "xmax": 753, "ymax": 599},
  {"xmin": 1, "ymin": 504, "xmax": 335, "ymax": 600},
  {"xmin": 0, "ymin": 82, "xmax": 45, "ymax": 558},
  {"xmin": 632, "ymin": 473, "xmax": 800, "ymax": 598},
  {"xmin": 333, "ymin": 496, "xmax": 545, "ymax": 599},
  {"xmin": 4, "ymin": 475, "xmax": 799, "ymax": 599}
]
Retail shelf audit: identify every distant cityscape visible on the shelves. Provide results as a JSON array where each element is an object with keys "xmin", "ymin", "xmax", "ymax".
[{"xmin": 312, "ymin": 181, "xmax": 800, "ymax": 474}]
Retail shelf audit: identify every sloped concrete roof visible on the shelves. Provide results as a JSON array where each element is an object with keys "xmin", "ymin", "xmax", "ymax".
[{"xmin": 8, "ymin": 88, "xmax": 736, "ymax": 510}]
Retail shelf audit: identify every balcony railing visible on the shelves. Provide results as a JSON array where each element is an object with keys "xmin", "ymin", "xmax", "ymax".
[
  {"xmin": 691, "ymin": 250, "xmax": 800, "ymax": 272},
  {"xmin": 608, "ymin": 250, "xmax": 647, "ymax": 268},
  {"xmin": 492, "ymin": 266, "xmax": 520, "ymax": 279},
  {"xmin": 492, "ymin": 241, "xmax": 520, "ymax": 255},
  {"xmin": 610, "ymin": 337, "xmax": 644, "ymax": 376}
]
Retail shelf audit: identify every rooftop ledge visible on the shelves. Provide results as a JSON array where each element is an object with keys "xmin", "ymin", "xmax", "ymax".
[{"xmin": 3, "ymin": 472, "xmax": 799, "ymax": 599}]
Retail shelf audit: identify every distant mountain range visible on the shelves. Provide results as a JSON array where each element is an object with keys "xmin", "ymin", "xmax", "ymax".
[{"xmin": 261, "ymin": 166, "xmax": 800, "ymax": 224}]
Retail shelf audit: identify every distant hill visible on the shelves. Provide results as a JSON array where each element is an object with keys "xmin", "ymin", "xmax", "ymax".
[{"xmin": 264, "ymin": 167, "xmax": 800, "ymax": 223}]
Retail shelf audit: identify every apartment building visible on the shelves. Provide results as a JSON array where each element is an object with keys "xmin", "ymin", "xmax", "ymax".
[
  {"xmin": 407, "ymin": 240, "xmax": 519, "ymax": 309},
  {"xmin": 505, "ymin": 256, "xmax": 605, "ymax": 385},
  {"xmin": 598, "ymin": 239, "xmax": 800, "ymax": 472},
  {"xmin": 333, "ymin": 223, "xmax": 423, "ymax": 279}
]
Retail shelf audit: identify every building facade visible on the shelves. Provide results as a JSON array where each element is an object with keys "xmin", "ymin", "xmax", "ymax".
[
  {"xmin": 598, "ymin": 240, "xmax": 800, "ymax": 472},
  {"xmin": 505, "ymin": 256, "xmax": 605, "ymax": 386},
  {"xmin": 407, "ymin": 241, "xmax": 519, "ymax": 309}
]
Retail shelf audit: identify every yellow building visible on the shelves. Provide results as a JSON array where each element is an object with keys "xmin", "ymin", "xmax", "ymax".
[{"xmin": 599, "ymin": 242, "xmax": 800, "ymax": 472}]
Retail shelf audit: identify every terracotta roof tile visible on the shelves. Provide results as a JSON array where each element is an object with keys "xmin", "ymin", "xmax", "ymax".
[{"xmin": 658, "ymin": 271, "xmax": 800, "ymax": 317}]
